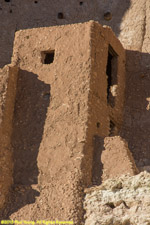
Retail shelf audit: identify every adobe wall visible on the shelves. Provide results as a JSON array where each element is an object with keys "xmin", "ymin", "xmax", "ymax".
[
  {"xmin": 101, "ymin": 136, "xmax": 138, "ymax": 181},
  {"xmin": 0, "ymin": 21, "xmax": 127, "ymax": 224},
  {"xmin": 1, "ymin": 0, "xmax": 150, "ymax": 170},
  {"xmin": 0, "ymin": 0, "xmax": 146, "ymax": 68},
  {"xmin": 82, "ymin": 22, "xmax": 126, "ymax": 185},
  {"xmin": 0, "ymin": 65, "xmax": 18, "ymax": 209},
  {"xmin": 6, "ymin": 22, "xmax": 92, "ymax": 224}
]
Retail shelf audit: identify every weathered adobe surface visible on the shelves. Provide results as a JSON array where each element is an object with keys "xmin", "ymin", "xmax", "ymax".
[
  {"xmin": 2, "ymin": 22, "xmax": 92, "ymax": 224},
  {"xmin": 0, "ymin": 0, "xmax": 147, "ymax": 67},
  {"xmin": 0, "ymin": 21, "xmax": 127, "ymax": 224},
  {"xmin": 0, "ymin": 0, "xmax": 150, "ymax": 172},
  {"xmin": 0, "ymin": 0, "xmax": 131, "ymax": 68},
  {"xmin": 0, "ymin": 0, "xmax": 150, "ymax": 224},
  {"xmin": 101, "ymin": 136, "xmax": 138, "ymax": 181},
  {"xmin": 0, "ymin": 65, "xmax": 18, "ymax": 210},
  {"xmin": 84, "ymin": 172, "xmax": 150, "ymax": 225}
]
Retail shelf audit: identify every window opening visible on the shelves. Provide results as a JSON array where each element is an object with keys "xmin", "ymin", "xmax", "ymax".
[
  {"xmin": 97, "ymin": 122, "xmax": 100, "ymax": 128},
  {"xmin": 109, "ymin": 120, "xmax": 116, "ymax": 136},
  {"xmin": 106, "ymin": 45, "xmax": 118, "ymax": 107},
  {"xmin": 58, "ymin": 12, "xmax": 64, "ymax": 19},
  {"xmin": 41, "ymin": 50, "xmax": 55, "ymax": 64}
]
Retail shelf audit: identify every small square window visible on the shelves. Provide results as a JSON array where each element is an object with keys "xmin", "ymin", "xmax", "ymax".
[{"xmin": 41, "ymin": 50, "xmax": 55, "ymax": 64}]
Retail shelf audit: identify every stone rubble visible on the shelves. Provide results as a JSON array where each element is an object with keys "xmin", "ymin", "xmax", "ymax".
[{"xmin": 84, "ymin": 172, "xmax": 150, "ymax": 225}]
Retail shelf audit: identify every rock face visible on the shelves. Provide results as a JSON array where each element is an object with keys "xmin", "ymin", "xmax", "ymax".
[{"xmin": 84, "ymin": 172, "xmax": 150, "ymax": 225}]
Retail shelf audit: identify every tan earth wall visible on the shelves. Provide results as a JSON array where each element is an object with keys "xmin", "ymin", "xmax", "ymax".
[
  {"xmin": 3, "ymin": 22, "xmax": 92, "ymax": 224},
  {"xmin": 0, "ymin": 21, "xmax": 126, "ymax": 224},
  {"xmin": 1, "ymin": 0, "xmax": 149, "ymax": 169},
  {"xmin": 0, "ymin": 65, "xmax": 18, "ymax": 209},
  {"xmin": 83, "ymin": 22, "xmax": 126, "ymax": 185},
  {"xmin": 1, "ymin": 0, "xmax": 150, "ymax": 223},
  {"xmin": 101, "ymin": 136, "xmax": 139, "ymax": 181},
  {"xmin": 0, "ymin": 0, "xmax": 146, "ymax": 67}
]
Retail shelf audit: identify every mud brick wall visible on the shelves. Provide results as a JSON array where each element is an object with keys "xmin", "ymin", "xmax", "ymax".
[
  {"xmin": 0, "ymin": 0, "xmax": 144, "ymax": 68},
  {"xmin": 84, "ymin": 22, "xmax": 125, "ymax": 185},
  {"xmin": 0, "ymin": 65, "xmax": 18, "ymax": 209},
  {"xmin": 101, "ymin": 136, "xmax": 139, "ymax": 181},
  {"xmin": 10, "ymin": 22, "xmax": 93, "ymax": 224},
  {"xmin": 7, "ymin": 21, "xmax": 125, "ymax": 223}
]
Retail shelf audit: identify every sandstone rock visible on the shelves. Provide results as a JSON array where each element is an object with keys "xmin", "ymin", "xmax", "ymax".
[{"xmin": 84, "ymin": 172, "xmax": 150, "ymax": 225}]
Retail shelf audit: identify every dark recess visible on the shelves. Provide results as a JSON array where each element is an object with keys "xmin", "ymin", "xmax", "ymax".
[
  {"xmin": 92, "ymin": 136, "xmax": 104, "ymax": 185},
  {"xmin": 80, "ymin": 2, "xmax": 83, "ymax": 5},
  {"xmin": 104, "ymin": 12, "xmax": 112, "ymax": 21},
  {"xmin": 97, "ymin": 122, "xmax": 100, "ymax": 128},
  {"xmin": 106, "ymin": 45, "xmax": 118, "ymax": 107},
  {"xmin": 109, "ymin": 120, "xmax": 116, "ymax": 136},
  {"xmin": 106, "ymin": 51, "xmax": 113, "ymax": 100},
  {"xmin": 5, "ymin": 0, "xmax": 10, "ymax": 2},
  {"xmin": 106, "ymin": 202, "xmax": 115, "ymax": 209},
  {"xmin": 58, "ymin": 12, "xmax": 64, "ymax": 19},
  {"xmin": 42, "ymin": 51, "xmax": 55, "ymax": 64},
  {"xmin": 34, "ymin": 1, "xmax": 38, "ymax": 3}
]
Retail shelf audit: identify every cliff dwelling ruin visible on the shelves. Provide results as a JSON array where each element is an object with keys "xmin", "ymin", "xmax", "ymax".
[{"xmin": 0, "ymin": 1, "xmax": 150, "ymax": 225}]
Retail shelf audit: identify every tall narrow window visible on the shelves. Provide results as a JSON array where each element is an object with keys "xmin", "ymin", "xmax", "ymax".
[
  {"xmin": 109, "ymin": 120, "xmax": 116, "ymax": 136},
  {"xmin": 106, "ymin": 45, "xmax": 118, "ymax": 107}
]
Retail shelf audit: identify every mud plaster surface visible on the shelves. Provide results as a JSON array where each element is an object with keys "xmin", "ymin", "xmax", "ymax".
[
  {"xmin": 0, "ymin": 21, "xmax": 126, "ymax": 225},
  {"xmin": 0, "ymin": 0, "xmax": 150, "ymax": 168},
  {"xmin": 1, "ymin": 23, "xmax": 92, "ymax": 224},
  {"xmin": 0, "ymin": 0, "xmax": 150, "ymax": 224}
]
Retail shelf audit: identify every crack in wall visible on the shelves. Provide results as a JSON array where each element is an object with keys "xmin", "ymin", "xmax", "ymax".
[{"xmin": 141, "ymin": 0, "xmax": 146, "ymax": 52}]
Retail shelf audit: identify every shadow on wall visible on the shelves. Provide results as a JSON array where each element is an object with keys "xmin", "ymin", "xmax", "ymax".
[
  {"xmin": 0, "ymin": 0, "xmax": 131, "ymax": 68},
  {"xmin": 92, "ymin": 136, "xmax": 104, "ymax": 185},
  {"xmin": 121, "ymin": 50, "xmax": 150, "ymax": 170},
  {"xmin": 91, "ymin": 50, "xmax": 150, "ymax": 185},
  {"xmin": 0, "ymin": 70, "xmax": 50, "ymax": 218}
]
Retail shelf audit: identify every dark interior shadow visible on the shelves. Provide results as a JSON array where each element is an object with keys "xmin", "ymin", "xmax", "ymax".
[
  {"xmin": 92, "ymin": 135, "xmax": 104, "ymax": 186},
  {"xmin": 92, "ymin": 50, "xmax": 150, "ymax": 185},
  {"xmin": 121, "ymin": 50, "xmax": 150, "ymax": 169},
  {"xmin": 0, "ymin": 69, "xmax": 50, "ymax": 218}
]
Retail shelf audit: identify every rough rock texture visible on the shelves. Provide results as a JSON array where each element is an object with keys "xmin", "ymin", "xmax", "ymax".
[
  {"xmin": 101, "ymin": 136, "xmax": 139, "ymax": 181},
  {"xmin": 0, "ymin": 65, "xmax": 18, "ymax": 209},
  {"xmin": 84, "ymin": 172, "xmax": 150, "ymax": 225}
]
